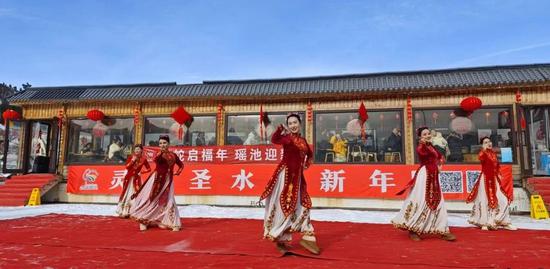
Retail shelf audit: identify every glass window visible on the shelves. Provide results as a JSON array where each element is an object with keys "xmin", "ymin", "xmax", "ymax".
[
  {"xmin": 5, "ymin": 121, "xmax": 26, "ymax": 170},
  {"xmin": 526, "ymin": 107, "xmax": 550, "ymax": 175},
  {"xmin": 225, "ymin": 113, "xmax": 305, "ymax": 145},
  {"xmin": 413, "ymin": 107, "xmax": 514, "ymax": 163},
  {"xmin": 66, "ymin": 118, "xmax": 135, "ymax": 164},
  {"xmin": 144, "ymin": 116, "xmax": 217, "ymax": 146},
  {"xmin": 314, "ymin": 110, "xmax": 404, "ymax": 163}
]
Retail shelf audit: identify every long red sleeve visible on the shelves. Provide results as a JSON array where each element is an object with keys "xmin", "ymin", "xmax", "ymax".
[{"xmin": 271, "ymin": 126, "xmax": 291, "ymax": 145}]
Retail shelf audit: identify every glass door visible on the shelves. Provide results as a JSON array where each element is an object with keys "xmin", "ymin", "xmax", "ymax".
[
  {"xmin": 28, "ymin": 121, "xmax": 52, "ymax": 173},
  {"xmin": 3, "ymin": 120, "xmax": 28, "ymax": 173}
]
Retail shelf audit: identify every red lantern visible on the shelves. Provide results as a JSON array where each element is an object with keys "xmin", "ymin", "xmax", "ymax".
[
  {"xmin": 87, "ymin": 109, "xmax": 105, "ymax": 122},
  {"xmin": 515, "ymin": 89, "xmax": 522, "ymax": 103},
  {"xmin": 357, "ymin": 102, "xmax": 369, "ymax": 140},
  {"xmin": 171, "ymin": 106, "xmax": 193, "ymax": 141},
  {"xmin": 460, "ymin": 96, "xmax": 482, "ymax": 112},
  {"xmin": 451, "ymin": 117, "xmax": 473, "ymax": 135},
  {"xmin": 2, "ymin": 109, "xmax": 21, "ymax": 125},
  {"xmin": 92, "ymin": 122, "xmax": 108, "ymax": 137}
]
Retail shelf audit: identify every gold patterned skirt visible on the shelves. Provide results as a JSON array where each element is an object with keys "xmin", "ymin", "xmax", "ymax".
[
  {"xmin": 116, "ymin": 179, "xmax": 136, "ymax": 218},
  {"xmin": 263, "ymin": 170, "xmax": 315, "ymax": 242},
  {"xmin": 391, "ymin": 166, "xmax": 450, "ymax": 235},
  {"xmin": 468, "ymin": 175, "xmax": 511, "ymax": 228},
  {"xmin": 129, "ymin": 172, "xmax": 181, "ymax": 229}
]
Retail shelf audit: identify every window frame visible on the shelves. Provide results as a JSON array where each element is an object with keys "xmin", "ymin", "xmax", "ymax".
[
  {"xmin": 312, "ymin": 108, "xmax": 406, "ymax": 165},
  {"xmin": 142, "ymin": 113, "xmax": 218, "ymax": 147},
  {"xmin": 64, "ymin": 116, "xmax": 136, "ymax": 166},
  {"xmin": 224, "ymin": 111, "xmax": 306, "ymax": 146},
  {"xmin": 412, "ymin": 105, "xmax": 516, "ymax": 164}
]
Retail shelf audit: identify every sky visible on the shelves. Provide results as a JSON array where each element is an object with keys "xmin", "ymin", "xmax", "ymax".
[{"xmin": 1, "ymin": 0, "xmax": 549, "ymax": 88}]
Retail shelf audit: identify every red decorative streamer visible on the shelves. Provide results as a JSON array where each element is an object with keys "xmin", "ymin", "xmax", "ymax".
[
  {"xmin": 515, "ymin": 89, "xmax": 522, "ymax": 103},
  {"xmin": 133, "ymin": 107, "xmax": 140, "ymax": 125},
  {"xmin": 58, "ymin": 109, "xmax": 64, "ymax": 128}
]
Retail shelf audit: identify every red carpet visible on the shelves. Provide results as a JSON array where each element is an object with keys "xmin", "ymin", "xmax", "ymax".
[
  {"xmin": 527, "ymin": 177, "xmax": 550, "ymax": 208},
  {"xmin": 0, "ymin": 174, "xmax": 59, "ymax": 206},
  {"xmin": 0, "ymin": 214, "xmax": 549, "ymax": 268}
]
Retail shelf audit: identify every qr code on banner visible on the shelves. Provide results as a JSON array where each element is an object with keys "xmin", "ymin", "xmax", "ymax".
[
  {"xmin": 466, "ymin": 171, "xmax": 481, "ymax": 193},
  {"xmin": 438, "ymin": 171, "xmax": 463, "ymax": 193}
]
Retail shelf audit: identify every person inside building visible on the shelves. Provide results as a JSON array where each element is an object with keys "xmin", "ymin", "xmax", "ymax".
[
  {"xmin": 195, "ymin": 132, "xmax": 206, "ymax": 146},
  {"xmin": 32, "ymin": 130, "xmax": 49, "ymax": 173},
  {"xmin": 107, "ymin": 136, "xmax": 125, "ymax": 163},
  {"xmin": 260, "ymin": 113, "xmax": 319, "ymax": 255},
  {"xmin": 466, "ymin": 136, "xmax": 517, "ymax": 231},
  {"xmin": 392, "ymin": 127, "xmax": 456, "ymax": 242},
  {"xmin": 431, "ymin": 131, "xmax": 449, "ymax": 159},
  {"xmin": 330, "ymin": 133, "xmax": 348, "ymax": 162},
  {"xmin": 446, "ymin": 131, "xmax": 464, "ymax": 162},
  {"xmin": 385, "ymin": 127, "xmax": 402, "ymax": 153}
]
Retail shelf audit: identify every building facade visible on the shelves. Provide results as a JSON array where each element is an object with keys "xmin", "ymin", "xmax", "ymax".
[{"xmin": 5, "ymin": 64, "xmax": 550, "ymax": 211}]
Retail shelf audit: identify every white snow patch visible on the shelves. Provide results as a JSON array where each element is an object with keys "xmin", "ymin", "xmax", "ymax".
[{"xmin": 0, "ymin": 204, "xmax": 549, "ymax": 230}]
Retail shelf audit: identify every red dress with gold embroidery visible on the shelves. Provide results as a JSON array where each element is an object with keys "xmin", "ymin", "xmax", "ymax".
[
  {"xmin": 119, "ymin": 154, "xmax": 151, "ymax": 201},
  {"xmin": 467, "ymin": 149, "xmax": 513, "ymax": 208},
  {"xmin": 260, "ymin": 126, "xmax": 313, "ymax": 217},
  {"xmin": 129, "ymin": 150, "xmax": 184, "ymax": 229},
  {"xmin": 398, "ymin": 142, "xmax": 443, "ymax": 211}
]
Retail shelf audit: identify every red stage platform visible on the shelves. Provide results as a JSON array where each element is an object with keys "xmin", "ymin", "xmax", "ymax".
[{"xmin": 0, "ymin": 214, "xmax": 549, "ymax": 268}]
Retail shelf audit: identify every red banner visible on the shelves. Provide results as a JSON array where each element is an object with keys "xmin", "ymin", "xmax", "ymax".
[
  {"xmin": 143, "ymin": 145, "xmax": 284, "ymax": 164},
  {"xmin": 67, "ymin": 164, "xmax": 513, "ymax": 201}
]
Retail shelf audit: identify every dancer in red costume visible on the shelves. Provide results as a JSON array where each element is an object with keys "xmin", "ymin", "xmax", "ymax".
[
  {"xmin": 130, "ymin": 135, "xmax": 183, "ymax": 231},
  {"xmin": 466, "ymin": 137, "xmax": 517, "ymax": 231},
  {"xmin": 116, "ymin": 144, "xmax": 151, "ymax": 218},
  {"xmin": 392, "ymin": 127, "xmax": 456, "ymax": 241},
  {"xmin": 260, "ymin": 113, "xmax": 319, "ymax": 255}
]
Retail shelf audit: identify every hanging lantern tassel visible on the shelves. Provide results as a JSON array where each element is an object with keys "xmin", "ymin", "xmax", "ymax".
[
  {"xmin": 259, "ymin": 123, "xmax": 264, "ymax": 143},
  {"xmin": 361, "ymin": 122, "xmax": 366, "ymax": 141},
  {"xmin": 259, "ymin": 105, "xmax": 264, "ymax": 143},
  {"xmin": 178, "ymin": 124, "xmax": 184, "ymax": 141}
]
